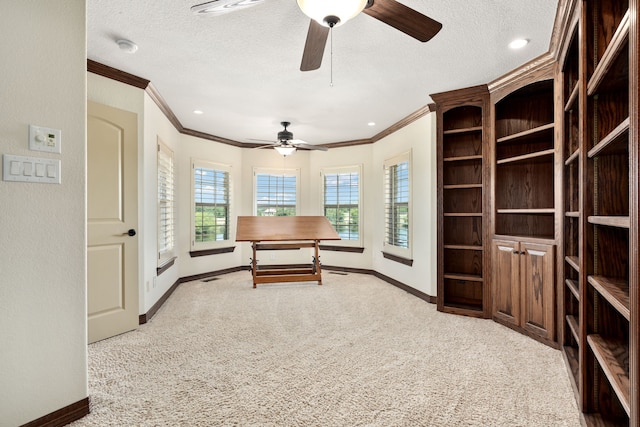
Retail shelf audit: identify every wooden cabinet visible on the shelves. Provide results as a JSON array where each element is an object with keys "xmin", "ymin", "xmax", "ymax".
[
  {"xmin": 432, "ymin": 85, "xmax": 490, "ymax": 318},
  {"xmin": 492, "ymin": 239, "xmax": 555, "ymax": 342}
]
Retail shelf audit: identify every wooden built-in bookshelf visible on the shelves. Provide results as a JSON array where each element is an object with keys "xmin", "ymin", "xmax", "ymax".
[{"xmin": 433, "ymin": 85, "xmax": 491, "ymax": 318}]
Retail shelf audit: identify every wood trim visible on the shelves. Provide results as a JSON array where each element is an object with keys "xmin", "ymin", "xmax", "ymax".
[
  {"xmin": 431, "ymin": 84, "xmax": 489, "ymax": 106},
  {"xmin": 488, "ymin": 53, "xmax": 556, "ymax": 102},
  {"xmin": 179, "ymin": 266, "xmax": 248, "ymax": 284},
  {"xmin": 321, "ymin": 265, "xmax": 436, "ymax": 303},
  {"xmin": 20, "ymin": 397, "xmax": 90, "ymax": 427},
  {"xmin": 181, "ymin": 127, "xmax": 248, "ymax": 147},
  {"xmin": 139, "ymin": 278, "xmax": 180, "ymax": 324},
  {"xmin": 189, "ymin": 246, "xmax": 235, "ymax": 257},
  {"xmin": 144, "ymin": 83, "xmax": 183, "ymax": 131},
  {"xmin": 370, "ymin": 104, "xmax": 433, "ymax": 142},
  {"xmin": 319, "ymin": 245, "xmax": 365, "ymax": 253},
  {"xmin": 87, "ymin": 59, "xmax": 149, "ymax": 89},
  {"xmin": 156, "ymin": 256, "xmax": 176, "ymax": 276},
  {"xmin": 381, "ymin": 251, "xmax": 414, "ymax": 266},
  {"xmin": 373, "ymin": 271, "xmax": 437, "ymax": 304},
  {"xmin": 549, "ymin": 0, "xmax": 580, "ymax": 62}
]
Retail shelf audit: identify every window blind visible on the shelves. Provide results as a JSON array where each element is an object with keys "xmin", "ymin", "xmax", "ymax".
[{"xmin": 157, "ymin": 141, "xmax": 175, "ymax": 262}]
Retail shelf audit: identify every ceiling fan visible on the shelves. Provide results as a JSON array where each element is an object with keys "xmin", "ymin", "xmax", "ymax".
[
  {"xmin": 252, "ymin": 122, "xmax": 328, "ymax": 156},
  {"xmin": 299, "ymin": 0, "xmax": 442, "ymax": 71},
  {"xmin": 191, "ymin": 0, "xmax": 442, "ymax": 71}
]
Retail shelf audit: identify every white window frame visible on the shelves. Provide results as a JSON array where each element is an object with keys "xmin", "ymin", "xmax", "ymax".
[
  {"xmin": 253, "ymin": 167, "xmax": 301, "ymax": 216},
  {"xmin": 157, "ymin": 139, "xmax": 175, "ymax": 265},
  {"xmin": 320, "ymin": 165, "xmax": 363, "ymax": 247},
  {"xmin": 191, "ymin": 159, "xmax": 233, "ymax": 250},
  {"xmin": 383, "ymin": 150, "xmax": 412, "ymax": 259}
]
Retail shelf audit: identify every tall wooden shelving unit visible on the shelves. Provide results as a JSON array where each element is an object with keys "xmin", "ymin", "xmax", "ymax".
[
  {"xmin": 556, "ymin": 0, "xmax": 638, "ymax": 424},
  {"xmin": 558, "ymin": 1, "xmax": 583, "ymax": 404},
  {"xmin": 489, "ymin": 59, "xmax": 560, "ymax": 347},
  {"xmin": 583, "ymin": 0, "xmax": 631, "ymax": 423},
  {"xmin": 433, "ymin": 85, "xmax": 491, "ymax": 319}
]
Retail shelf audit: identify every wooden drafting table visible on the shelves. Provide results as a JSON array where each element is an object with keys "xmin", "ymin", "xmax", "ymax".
[{"xmin": 236, "ymin": 216, "xmax": 341, "ymax": 288}]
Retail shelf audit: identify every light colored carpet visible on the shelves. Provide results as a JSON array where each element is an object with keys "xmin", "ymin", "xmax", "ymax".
[{"xmin": 70, "ymin": 271, "xmax": 581, "ymax": 426}]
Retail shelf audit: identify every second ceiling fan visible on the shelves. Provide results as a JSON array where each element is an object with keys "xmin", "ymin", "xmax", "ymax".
[{"xmin": 298, "ymin": 0, "xmax": 442, "ymax": 71}]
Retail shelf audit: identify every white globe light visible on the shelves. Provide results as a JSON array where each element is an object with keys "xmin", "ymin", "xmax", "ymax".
[{"xmin": 297, "ymin": 0, "xmax": 368, "ymax": 27}]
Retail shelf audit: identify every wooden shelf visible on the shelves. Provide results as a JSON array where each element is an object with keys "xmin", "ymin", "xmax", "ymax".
[
  {"xmin": 564, "ymin": 81, "xmax": 580, "ymax": 112},
  {"xmin": 587, "ymin": 117, "xmax": 629, "ymax": 158},
  {"xmin": 588, "ymin": 276, "xmax": 630, "ymax": 321},
  {"xmin": 443, "ymin": 126, "xmax": 483, "ymax": 135},
  {"xmin": 443, "ymin": 154, "xmax": 483, "ymax": 162},
  {"xmin": 565, "ymin": 255, "xmax": 579, "ymax": 273},
  {"xmin": 562, "ymin": 345, "xmax": 580, "ymax": 394},
  {"xmin": 443, "ymin": 273, "xmax": 483, "ymax": 282},
  {"xmin": 587, "ymin": 10, "xmax": 630, "ymax": 96},
  {"xmin": 496, "ymin": 122, "xmax": 554, "ymax": 144},
  {"xmin": 587, "ymin": 334, "xmax": 630, "ymax": 416},
  {"xmin": 582, "ymin": 413, "xmax": 629, "ymax": 426},
  {"xmin": 443, "ymin": 184, "xmax": 482, "ymax": 190},
  {"xmin": 588, "ymin": 216, "xmax": 630, "ymax": 229},
  {"xmin": 566, "ymin": 314, "xmax": 579, "ymax": 342},
  {"xmin": 496, "ymin": 208, "xmax": 555, "ymax": 214},
  {"xmin": 565, "ymin": 211, "xmax": 579, "ymax": 218},
  {"xmin": 496, "ymin": 148, "xmax": 554, "ymax": 165},
  {"xmin": 565, "ymin": 279, "xmax": 579, "ymax": 300},
  {"xmin": 565, "ymin": 148, "xmax": 580, "ymax": 165},
  {"xmin": 443, "ymin": 244, "xmax": 483, "ymax": 251},
  {"xmin": 443, "ymin": 212, "xmax": 483, "ymax": 217}
]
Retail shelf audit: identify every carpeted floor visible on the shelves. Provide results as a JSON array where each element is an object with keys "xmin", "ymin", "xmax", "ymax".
[{"xmin": 70, "ymin": 271, "xmax": 581, "ymax": 426}]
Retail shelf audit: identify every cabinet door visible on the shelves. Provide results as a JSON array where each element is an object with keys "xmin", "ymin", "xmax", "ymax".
[
  {"xmin": 492, "ymin": 240, "xmax": 520, "ymax": 326},
  {"xmin": 520, "ymin": 242, "xmax": 555, "ymax": 340}
]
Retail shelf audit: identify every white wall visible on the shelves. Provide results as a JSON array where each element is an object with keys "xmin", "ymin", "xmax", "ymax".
[
  {"xmin": 0, "ymin": 2, "xmax": 88, "ymax": 425},
  {"xmin": 177, "ymin": 134, "xmax": 244, "ymax": 278},
  {"xmin": 371, "ymin": 114, "xmax": 438, "ymax": 296},
  {"xmin": 309, "ymin": 145, "xmax": 375, "ymax": 270}
]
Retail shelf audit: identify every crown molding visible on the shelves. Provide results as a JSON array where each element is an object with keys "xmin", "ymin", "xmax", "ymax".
[{"xmin": 87, "ymin": 60, "xmax": 433, "ymax": 150}]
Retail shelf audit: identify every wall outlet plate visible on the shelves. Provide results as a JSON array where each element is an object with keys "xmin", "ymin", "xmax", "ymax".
[{"xmin": 29, "ymin": 124, "xmax": 61, "ymax": 154}]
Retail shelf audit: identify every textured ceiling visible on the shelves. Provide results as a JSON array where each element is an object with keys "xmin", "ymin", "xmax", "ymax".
[{"xmin": 87, "ymin": 0, "xmax": 559, "ymax": 145}]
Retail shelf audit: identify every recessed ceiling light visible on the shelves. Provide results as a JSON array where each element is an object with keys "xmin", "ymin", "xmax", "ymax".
[
  {"xmin": 509, "ymin": 38, "xmax": 529, "ymax": 49},
  {"xmin": 368, "ymin": 122, "xmax": 376, "ymax": 126},
  {"xmin": 191, "ymin": 0, "xmax": 265, "ymax": 15},
  {"xmin": 194, "ymin": 110, "xmax": 204, "ymax": 115},
  {"xmin": 116, "ymin": 39, "xmax": 138, "ymax": 53}
]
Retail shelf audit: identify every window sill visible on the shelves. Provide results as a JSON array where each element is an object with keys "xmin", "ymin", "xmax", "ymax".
[
  {"xmin": 382, "ymin": 251, "xmax": 413, "ymax": 266},
  {"xmin": 319, "ymin": 245, "xmax": 365, "ymax": 253},
  {"xmin": 157, "ymin": 256, "xmax": 177, "ymax": 276},
  {"xmin": 189, "ymin": 246, "xmax": 235, "ymax": 257}
]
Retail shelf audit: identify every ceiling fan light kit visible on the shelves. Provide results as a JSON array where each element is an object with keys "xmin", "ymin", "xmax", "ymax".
[
  {"xmin": 297, "ymin": 0, "xmax": 368, "ymax": 27},
  {"xmin": 274, "ymin": 145, "xmax": 297, "ymax": 157}
]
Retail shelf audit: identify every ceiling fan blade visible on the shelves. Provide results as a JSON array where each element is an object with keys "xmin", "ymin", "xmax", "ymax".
[
  {"xmin": 293, "ymin": 142, "xmax": 328, "ymax": 151},
  {"xmin": 252, "ymin": 143, "xmax": 279, "ymax": 150},
  {"xmin": 363, "ymin": 0, "xmax": 442, "ymax": 42},
  {"xmin": 300, "ymin": 20, "xmax": 330, "ymax": 71}
]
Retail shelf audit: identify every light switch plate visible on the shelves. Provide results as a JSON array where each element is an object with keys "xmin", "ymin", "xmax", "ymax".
[
  {"xmin": 3, "ymin": 154, "xmax": 61, "ymax": 184},
  {"xmin": 29, "ymin": 124, "xmax": 61, "ymax": 154}
]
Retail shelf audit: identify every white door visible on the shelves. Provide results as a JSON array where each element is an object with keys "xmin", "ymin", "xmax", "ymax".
[{"xmin": 87, "ymin": 101, "xmax": 139, "ymax": 343}]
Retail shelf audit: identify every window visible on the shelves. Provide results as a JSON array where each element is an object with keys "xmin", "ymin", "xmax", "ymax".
[
  {"xmin": 321, "ymin": 165, "xmax": 362, "ymax": 246},
  {"xmin": 383, "ymin": 151, "xmax": 411, "ymax": 257},
  {"xmin": 157, "ymin": 140, "xmax": 175, "ymax": 264},
  {"xmin": 254, "ymin": 168, "xmax": 300, "ymax": 216},
  {"xmin": 192, "ymin": 160, "xmax": 231, "ymax": 248}
]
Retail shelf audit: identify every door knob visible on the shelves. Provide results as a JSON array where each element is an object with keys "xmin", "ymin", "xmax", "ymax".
[{"xmin": 125, "ymin": 229, "xmax": 136, "ymax": 237}]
